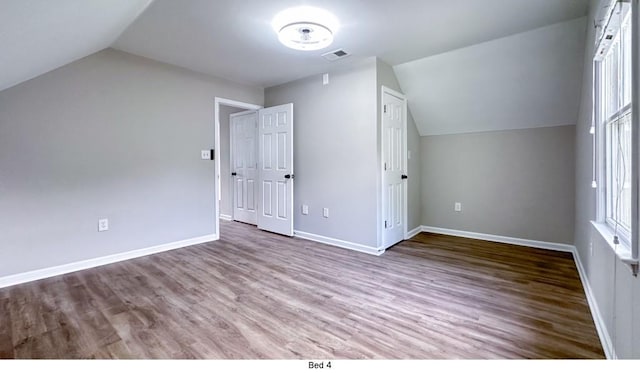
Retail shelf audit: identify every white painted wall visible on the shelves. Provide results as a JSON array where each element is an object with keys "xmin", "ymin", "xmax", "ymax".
[
  {"xmin": 265, "ymin": 59, "xmax": 379, "ymax": 248},
  {"xmin": 394, "ymin": 17, "xmax": 587, "ymax": 136},
  {"xmin": 574, "ymin": 0, "xmax": 640, "ymax": 359},
  {"xmin": 0, "ymin": 48, "xmax": 263, "ymax": 278}
]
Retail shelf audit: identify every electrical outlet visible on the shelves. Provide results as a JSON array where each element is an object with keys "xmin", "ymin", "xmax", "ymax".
[
  {"xmin": 454, "ymin": 202, "xmax": 462, "ymax": 212},
  {"xmin": 323, "ymin": 208, "xmax": 329, "ymax": 218},
  {"xmin": 302, "ymin": 205, "xmax": 309, "ymax": 215},
  {"xmin": 201, "ymin": 150, "xmax": 211, "ymax": 160},
  {"xmin": 98, "ymin": 218, "xmax": 109, "ymax": 232}
]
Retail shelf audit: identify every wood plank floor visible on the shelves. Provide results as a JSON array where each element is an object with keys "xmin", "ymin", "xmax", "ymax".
[{"xmin": 0, "ymin": 221, "xmax": 604, "ymax": 359}]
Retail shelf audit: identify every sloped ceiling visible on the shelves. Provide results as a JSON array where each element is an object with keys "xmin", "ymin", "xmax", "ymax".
[
  {"xmin": 112, "ymin": 0, "xmax": 589, "ymax": 88},
  {"xmin": 0, "ymin": 0, "xmax": 152, "ymax": 91},
  {"xmin": 1, "ymin": 0, "xmax": 590, "ymax": 135},
  {"xmin": 394, "ymin": 17, "xmax": 588, "ymax": 136}
]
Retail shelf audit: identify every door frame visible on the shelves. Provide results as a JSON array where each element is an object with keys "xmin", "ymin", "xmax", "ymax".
[
  {"xmin": 214, "ymin": 97, "xmax": 262, "ymax": 237},
  {"xmin": 229, "ymin": 110, "xmax": 259, "ymax": 224},
  {"xmin": 379, "ymin": 86, "xmax": 408, "ymax": 249}
]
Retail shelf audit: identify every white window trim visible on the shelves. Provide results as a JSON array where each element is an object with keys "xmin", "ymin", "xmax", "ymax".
[
  {"xmin": 592, "ymin": 221, "xmax": 637, "ymax": 265},
  {"xmin": 592, "ymin": 0, "xmax": 639, "ymax": 272}
]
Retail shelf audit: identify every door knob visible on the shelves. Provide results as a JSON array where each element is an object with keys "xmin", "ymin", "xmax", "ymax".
[
  {"xmin": 401, "ymin": 175, "xmax": 408, "ymax": 179},
  {"xmin": 284, "ymin": 174, "xmax": 294, "ymax": 179},
  {"xmin": 232, "ymin": 172, "xmax": 237, "ymax": 176}
]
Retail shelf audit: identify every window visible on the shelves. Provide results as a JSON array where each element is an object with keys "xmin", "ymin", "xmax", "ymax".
[{"xmin": 595, "ymin": 2, "xmax": 632, "ymax": 246}]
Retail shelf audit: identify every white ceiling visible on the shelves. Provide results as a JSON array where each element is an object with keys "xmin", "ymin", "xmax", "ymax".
[
  {"xmin": 112, "ymin": 0, "xmax": 589, "ymax": 88},
  {"xmin": 0, "ymin": 0, "xmax": 152, "ymax": 91},
  {"xmin": 394, "ymin": 17, "xmax": 587, "ymax": 136},
  {"xmin": 0, "ymin": 0, "xmax": 589, "ymax": 93}
]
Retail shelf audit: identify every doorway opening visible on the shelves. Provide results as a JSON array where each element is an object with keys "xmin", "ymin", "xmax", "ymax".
[
  {"xmin": 215, "ymin": 98, "xmax": 261, "ymax": 238},
  {"xmin": 214, "ymin": 98, "xmax": 295, "ymax": 238}
]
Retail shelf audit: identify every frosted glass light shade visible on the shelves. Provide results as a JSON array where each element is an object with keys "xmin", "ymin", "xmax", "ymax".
[
  {"xmin": 272, "ymin": 6, "xmax": 339, "ymax": 51},
  {"xmin": 278, "ymin": 22, "xmax": 333, "ymax": 51}
]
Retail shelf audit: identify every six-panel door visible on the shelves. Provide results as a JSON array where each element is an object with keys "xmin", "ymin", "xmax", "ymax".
[{"xmin": 258, "ymin": 103, "xmax": 294, "ymax": 236}]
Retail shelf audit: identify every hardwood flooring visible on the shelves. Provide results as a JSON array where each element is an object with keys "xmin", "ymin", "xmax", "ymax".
[{"xmin": 0, "ymin": 221, "xmax": 604, "ymax": 359}]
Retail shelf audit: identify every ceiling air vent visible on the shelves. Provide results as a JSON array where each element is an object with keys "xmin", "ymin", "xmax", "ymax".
[{"xmin": 322, "ymin": 49, "xmax": 350, "ymax": 62}]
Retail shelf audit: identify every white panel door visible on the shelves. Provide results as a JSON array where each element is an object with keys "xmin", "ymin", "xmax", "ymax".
[
  {"xmin": 382, "ymin": 91, "xmax": 407, "ymax": 249},
  {"xmin": 231, "ymin": 111, "xmax": 258, "ymax": 225},
  {"xmin": 258, "ymin": 103, "xmax": 294, "ymax": 236}
]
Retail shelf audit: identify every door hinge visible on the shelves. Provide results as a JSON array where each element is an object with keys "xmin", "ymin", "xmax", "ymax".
[
  {"xmin": 384, "ymin": 220, "xmax": 389, "ymax": 228},
  {"xmin": 384, "ymin": 105, "xmax": 387, "ymax": 113},
  {"xmin": 384, "ymin": 162, "xmax": 387, "ymax": 171}
]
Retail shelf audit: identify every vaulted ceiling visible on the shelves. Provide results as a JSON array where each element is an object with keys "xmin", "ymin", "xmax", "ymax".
[
  {"xmin": 2, "ymin": 0, "xmax": 589, "ymax": 91},
  {"xmin": 2, "ymin": 0, "xmax": 590, "ymax": 134},
  {"xmin": 113, "ymin": 0, "xmax": 589, "ymax": 87},
  {"xmin": 0, "ymin": 0, "xmax": 152, "ymax": 91},
  {"xmin": 395, "ymin": 17, "xmax": 587, "ymax": 136}
]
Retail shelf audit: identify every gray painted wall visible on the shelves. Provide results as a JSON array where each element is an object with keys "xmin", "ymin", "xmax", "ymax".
[
  {"xmin": 394, "ymin": 17, "xmax": 586, "ymax": 136},
  {"xmin": 376, "ymin": 59, "xmax": 422, "ymax": 233},
  {"xmin": 406, "ymin": 116, "xmax": 422, "ymax": 233},
  {"xmin": 265, "ymin": 59, "xmax": 379, "ymax": 248},
  {"xmin": 421, "ymin": 125, "xmax": 576, "ymax": 244},
  {"xmin": 0, "ymin": 48, "xmax": 263, "ymax": 277},
  {"xmin": 219, "ymin": 105, "xmax": 247, "ymax": 218},
  {"xmin": 574, "ymin": 0, "xmax": 640, "ymax": 358}
]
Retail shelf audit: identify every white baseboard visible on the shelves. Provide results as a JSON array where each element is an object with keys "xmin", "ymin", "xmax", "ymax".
[
  {"xmin": 421, "ymin": 226, "xmax": 575, "ymax": 253},
  {"xmin": 294, "ymin": 230, "xmax": 384, "ymax": 256},
  {"xmin": 572, "ymin": 247, "xmax": 615, "ymax": 359},
  {"xmin": 219, "ymin": 214, "xmax": 232, "ymax": 221},
  {"xmin": 0, "ymin": 234, "xmax": 219, "ymax": 289},
  {"xmin": 406, "ymin": 226, "xmax": 423, "ymax": 240}
]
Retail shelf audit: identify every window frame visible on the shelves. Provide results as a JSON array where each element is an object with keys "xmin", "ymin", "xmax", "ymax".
[{"xmin": 593, "ymin": 0, "xmax": 636, "ymax": 258}]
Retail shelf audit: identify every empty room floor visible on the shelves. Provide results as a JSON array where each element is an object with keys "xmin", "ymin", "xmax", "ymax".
[{"xmin": 0, "ymin": 221, "xmax": 604, "ymax": 359}]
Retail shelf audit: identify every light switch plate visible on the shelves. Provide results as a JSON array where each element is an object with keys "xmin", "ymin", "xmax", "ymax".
[
  {"xmin": 302, "ymin": 205, "xmax": 309, "ymax": 215},
  {"xmin": 201, "ymin": 150, "xmax": 210, "ymax": 160},
  {"xmin": 323, "ymin": 208, "xmax": 329, "ymax": 218},
  {"xmin": 98, "ymin": 218, "xmax": 109, "ymax": 232}
]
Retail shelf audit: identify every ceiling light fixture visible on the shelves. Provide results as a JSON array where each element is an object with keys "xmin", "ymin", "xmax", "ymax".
[{"xmin": 272, "ymin": 6, "xmax": 339, "ymax": 51}]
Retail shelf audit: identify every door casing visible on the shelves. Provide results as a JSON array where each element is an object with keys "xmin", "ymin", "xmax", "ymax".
[{"xmin": 214, "ymin": 98, "xmax": 262, "ymax": 236}]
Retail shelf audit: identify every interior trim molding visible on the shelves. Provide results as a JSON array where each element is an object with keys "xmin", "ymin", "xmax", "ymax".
[
  {"xmin": 0, "ymin": 234, "xmax": 219, "ymax": 289},
  {"xmin": 421, "ymin": 226, "xmax": 575, "ymax": 252},
  {"xmin": 406, "ymin": 226, "xmax": 423, "ymax": 240},
  {"xmin": 219, "ymin": 214, "xmax": 232, "ymax": 222},
  {"xmin": 294, "ymin": 230, "xmax": 384, "ymax": 256},
  {"xmin": 572, "ymin": 247, "xmax": 616, "ymax": 359}
]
